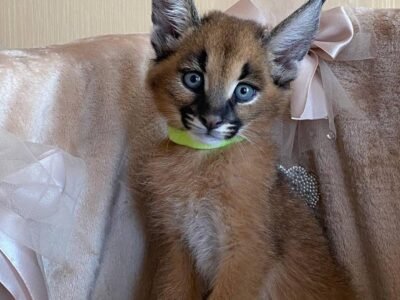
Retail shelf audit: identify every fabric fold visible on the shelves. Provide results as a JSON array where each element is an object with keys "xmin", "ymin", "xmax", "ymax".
[
  {"xmin": 0, "ymin": 129, "xmax": 86, "ymax": 300},
  {"xmin": 227, "ymin": 1, "xmax": 376, "ymax": 161}
]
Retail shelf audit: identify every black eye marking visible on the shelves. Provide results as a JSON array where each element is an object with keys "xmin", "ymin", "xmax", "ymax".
[
  {"xmin": 237, "ymin": 63, "xmax": 264, "ymax": 90},
  {"xmin": 239, "ymin": 63, "xmax": 251, "ymax": 80},
  {"xmin": 180, "ymin": 106, "xmax": 195, "ymax": 130},
  {"xmin": 197, "ymin": 50, "xmax": 208, "ymax": 73},
  {"xmin": 225, "ymin": 120, "xmax": 242, "ymax": 139}
]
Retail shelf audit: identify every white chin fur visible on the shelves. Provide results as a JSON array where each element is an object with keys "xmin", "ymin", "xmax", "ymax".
[{"xmin": 189, "ymin": 132, "xmax": 223, "ymax": 146}]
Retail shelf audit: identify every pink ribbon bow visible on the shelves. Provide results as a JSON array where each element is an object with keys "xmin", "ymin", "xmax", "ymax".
[
  {"xmin": 227, "ymin": 1, "xmax": 375, "ymax": 140},
  {"xmin": 291, "ymin": 6, "xmax": 354, "ymax": 121}
]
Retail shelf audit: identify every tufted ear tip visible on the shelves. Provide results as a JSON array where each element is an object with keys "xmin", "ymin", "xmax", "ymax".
[
  {"xmin": 265, "ymin": 0, "xmax": 325, "ymax": 87},
  {"xmin": 151, "ymin": 0, "xmax": 200, "ymax": 61}
]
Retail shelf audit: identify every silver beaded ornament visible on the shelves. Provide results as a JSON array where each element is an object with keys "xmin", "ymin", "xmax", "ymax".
[{"xmin": 277, "ymin": 165, "xmax": 320, "ymax": 209}]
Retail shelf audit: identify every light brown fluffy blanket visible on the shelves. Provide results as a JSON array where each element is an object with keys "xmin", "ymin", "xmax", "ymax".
[{"xmin": 0, "ymin": 8, "xmax": 399, "ymax": 300}]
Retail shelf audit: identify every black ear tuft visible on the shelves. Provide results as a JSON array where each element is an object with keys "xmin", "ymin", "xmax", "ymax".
[
  {"xmin": 151, "ymin": 0, "xmax": 200, "ymax": 61},
  {"xmin": 265, "ymin": 0, "xmax": 325, "ymax": 87}
]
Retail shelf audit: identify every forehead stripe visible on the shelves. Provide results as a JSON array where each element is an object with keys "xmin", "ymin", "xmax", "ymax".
[
  {"xmin": 197, "ymin": 50, "xmax": 208, "ymax": 73},
  {"xmin": 239, "ymin": 62, "xmax": 251, "ymax": 80}
]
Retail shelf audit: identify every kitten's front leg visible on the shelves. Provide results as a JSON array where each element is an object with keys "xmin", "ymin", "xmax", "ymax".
[
  {"xmin": 152, "ymin": 239, "xmax": 203, "ymax": 300},
  {"xmin": 208, "ymin": 234, "xmax": 270, "ymax": 300}
]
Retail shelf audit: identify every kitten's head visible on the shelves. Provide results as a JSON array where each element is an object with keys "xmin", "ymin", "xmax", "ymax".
[{"xmin": 147, "ymin": 0, "xmax": 325, "ymax": 145}]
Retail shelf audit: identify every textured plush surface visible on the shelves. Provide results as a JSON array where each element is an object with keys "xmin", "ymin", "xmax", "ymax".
[
  {"xmin": 0, "ymin": 8, "xmax": 399, "ymax": 300},
  {"xmin": 314, "ymin": 8, "xmax": 400, "ymax": 299},
  {"xmin": 0, "ymin": 34, "xmax": 162, "ymax": 299}
]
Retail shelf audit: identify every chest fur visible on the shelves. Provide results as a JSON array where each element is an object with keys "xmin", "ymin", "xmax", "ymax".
[
  {"xmin": 181, "ymin": 198, "xmax": 221, "ymax": 281},
  {"xmin": 145, "ymin": 143, "xmax": 274, "ymax": 280}
]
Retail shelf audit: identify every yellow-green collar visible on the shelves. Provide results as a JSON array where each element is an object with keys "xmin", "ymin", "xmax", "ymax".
[{"xmin": 167, "ymin": 126, "xmax": 244, "ymax": 150}]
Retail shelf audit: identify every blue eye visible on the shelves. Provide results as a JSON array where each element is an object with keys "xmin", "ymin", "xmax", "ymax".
[
  {"xmin": 234, "ymin": 84, "xmax": 257, "ymax": 103},
  {"xmin": 183, "ymin": 72, "xmax": 203, "ymax": 91}
]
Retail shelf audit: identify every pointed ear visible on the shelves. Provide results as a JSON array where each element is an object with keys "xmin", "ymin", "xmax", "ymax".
[
  {"xmin": 151, "ymin": 0, "xmax": 200, "ymax": 61},
  {"xmin": 265, "ymin": 0, "xmax": 325, "ymax": 87}
]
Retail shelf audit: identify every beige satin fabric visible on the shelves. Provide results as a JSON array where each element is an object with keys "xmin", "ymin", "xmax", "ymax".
[
  {"xmin": 0, "ymin": 129, "xmax": 86, "ymax": 300},
  {"xmin": 0, "ymin": 2, "xmax": 376, "ymax": 299},
  {"xmin": 292, "ymin": 7, "xmax": 356, "ymax": 121},
  {"xmin": 0, "ymin": 231, "xmax": 48, "ymax": 300},
  {"xmin": 225, "ymin": 0, "xmax": 267, "ymax": 24}
]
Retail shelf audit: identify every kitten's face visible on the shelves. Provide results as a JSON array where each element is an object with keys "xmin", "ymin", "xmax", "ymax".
[
  {"xmin": 148, "ymin": 0, "xmax": 324, "ymax": 145},
  {"xmin": 148, "ymin": 13, "xmax": 281, "ymax": 144}
]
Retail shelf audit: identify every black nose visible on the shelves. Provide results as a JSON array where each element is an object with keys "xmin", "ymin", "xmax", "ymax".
[{"xmin": 199, "ymin": 115, "xmax": 223, "ymax": 130}]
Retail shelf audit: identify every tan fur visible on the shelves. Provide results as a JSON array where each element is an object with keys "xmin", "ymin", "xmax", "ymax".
[
  {"xmin": 0, "ymin": 8, "xmax": 399, "ymax": 298},
  {"xmin": 145, "ymin": 12, "xmax": 355, "ymax": 300}
]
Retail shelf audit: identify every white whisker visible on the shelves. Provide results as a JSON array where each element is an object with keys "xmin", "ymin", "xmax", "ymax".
[
  {"xmin": 239, "ymin": 125, "xmax": 265, "ymax": 153},
  {"xmin": 187, "ymin": 121, "xmax": 204, "ymax": 130}
]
